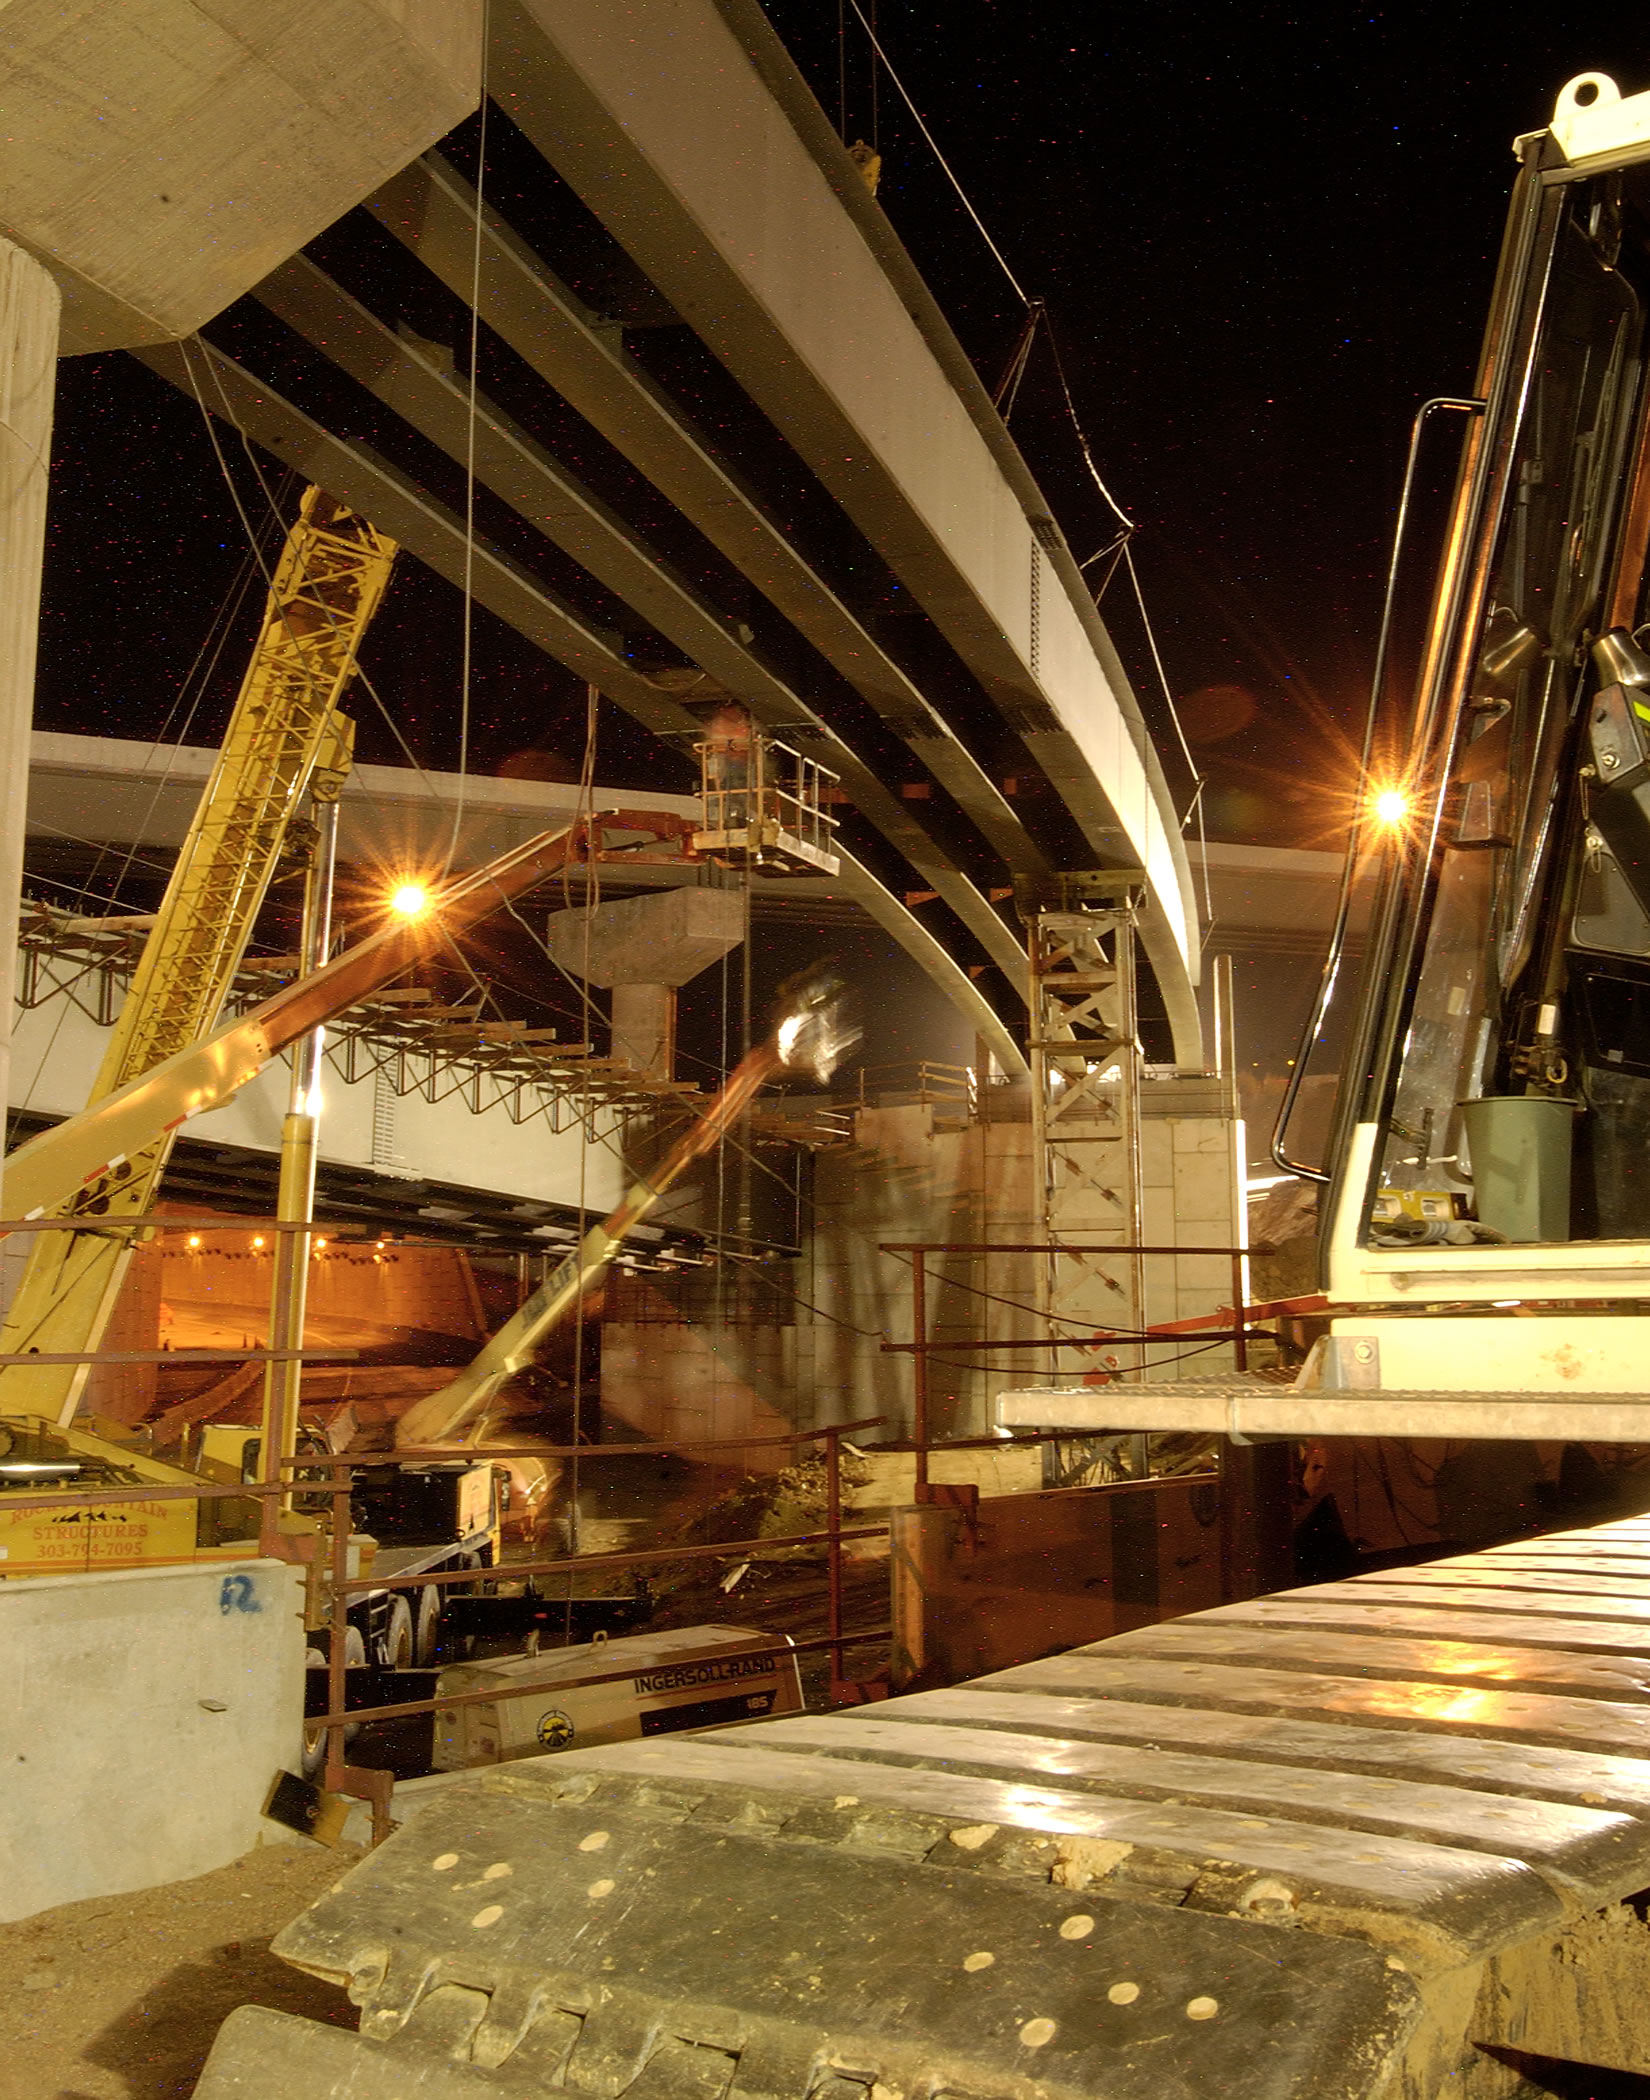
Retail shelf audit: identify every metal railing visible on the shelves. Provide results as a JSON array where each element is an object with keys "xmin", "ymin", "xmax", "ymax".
[
  {"xmin": 852, "ymin": 1060, "xmax": 976, "ymax": 1115},
  {"xmin": 695, "ymin": 735, "xmax": 841, "ymax": 871},
  {"xmin": 878, "ymin": 1239, "xmax": 1273, "ymax": 1491},
  {"xmin": 0, "ymin": 1409, "xmax": 889, "ymax": 1845}
]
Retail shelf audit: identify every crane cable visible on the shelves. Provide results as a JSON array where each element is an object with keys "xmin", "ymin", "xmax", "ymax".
[
  {"xmin": 446, "ymin": 0, "xmax": 491, "ymax": 876},
  {"xmin": 839, "ymin": 6, "xmax": 1204, "ymax": 873},
  {"xmin": 842, "ymin": 0, "xmax": 1028, "ymax": 307}
]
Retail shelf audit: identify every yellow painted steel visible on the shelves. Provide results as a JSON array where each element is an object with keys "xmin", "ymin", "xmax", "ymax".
[
  {"xmin": 0, "ymin": 1415, "xmax": 254, "ymax": 1576},
  {"xmin": 0, "ymin": 489, "xmax": 395, "ymax": 1425}
]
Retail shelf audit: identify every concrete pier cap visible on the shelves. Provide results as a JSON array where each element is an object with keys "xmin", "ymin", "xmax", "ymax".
[
  {"xmin": 546, "ymin": 886, "xmax": 745, "ymax": 1078},
  {"xmin": 545, "ymin": 885, "xmax": 745, "ymax": 988},
  {"xmin": 0, "ymin": 0, "xmax": 483, "ymax": 354}
]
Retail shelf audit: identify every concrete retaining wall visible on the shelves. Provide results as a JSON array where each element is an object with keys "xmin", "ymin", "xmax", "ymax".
[
  {"xmin": 890, "ymin": 1476, "xmax": 1224, "ymax": 1690},
  {"xmin": 0, "ymin": 1556, "xmax": 304, "ymax": 1921}
]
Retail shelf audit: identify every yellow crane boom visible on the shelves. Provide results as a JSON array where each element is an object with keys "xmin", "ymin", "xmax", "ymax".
[{"xmin": 0, "ymin": 488, "xmax": 396, "ymax": 1424}]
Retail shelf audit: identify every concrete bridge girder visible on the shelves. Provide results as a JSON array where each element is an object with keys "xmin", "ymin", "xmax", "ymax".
[
  {"xmin": 127, "ymin": 339, "xmax": 1025, "ymax": 1075},
  {"xmin": 250, "ymin": 252, "xmax": 1031, "ymax": 984},
  {"xmin": 364, "ymin": 153, "xmax": 1049, "ymax": 884},
  {"xmin": 493, "ymin": 0, "xmax": 1203, "ymax": 1064}
]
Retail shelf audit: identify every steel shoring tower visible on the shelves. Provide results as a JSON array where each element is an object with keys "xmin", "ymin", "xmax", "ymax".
[{"xmin": 1028, "ymin": 880, "xmax": 1146, "ymax": 1460}]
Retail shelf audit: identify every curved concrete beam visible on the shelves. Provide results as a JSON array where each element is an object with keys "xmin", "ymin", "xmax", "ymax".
[
  {"xmin": 253, "ymin": 254, "xmax": 1029, "ymax": 985},
  {"xmin": 365, "ymin": 155, "xmax": 1049, "ymax": 888},
  {"xmin": 491, "ymin": 0, "xmax": 1203, "ymax": 1064},
  {"xmin": 129, "ymin": 335, "xmax": 1026, "ymax": 1074}
]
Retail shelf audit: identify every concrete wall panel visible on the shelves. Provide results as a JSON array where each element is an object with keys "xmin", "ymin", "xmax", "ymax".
[{"xmin": 0, "ymin": 1556, "xmax": 305, "ymax": 1921}]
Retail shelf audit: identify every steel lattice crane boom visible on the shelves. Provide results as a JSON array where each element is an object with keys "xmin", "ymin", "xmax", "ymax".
[{"xmin": 0, "ymin": 487, "xmax": 395, "ymax": 1426}]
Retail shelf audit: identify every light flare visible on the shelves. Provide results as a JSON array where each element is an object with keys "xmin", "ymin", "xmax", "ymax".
[{"xmin": 389, "ymin": 880, "xmax": 432, "ymax": 919}]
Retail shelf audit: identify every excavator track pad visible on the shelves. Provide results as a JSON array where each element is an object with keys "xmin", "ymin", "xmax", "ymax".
[{"xmin": 197, "ymin": 1516, "xmax": 1650, "ymax": 2098}]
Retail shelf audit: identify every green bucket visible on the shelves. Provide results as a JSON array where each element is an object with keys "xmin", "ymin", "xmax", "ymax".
[{"xmin": 1459, "ymin": 1095, "xmax": 1578, "ymax": 1243}]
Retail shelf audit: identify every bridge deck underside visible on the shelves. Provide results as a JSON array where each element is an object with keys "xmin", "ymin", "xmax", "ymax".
[{"xmin": 129, "ymin": 0, "xmax": 1200, "ymax": 1076}]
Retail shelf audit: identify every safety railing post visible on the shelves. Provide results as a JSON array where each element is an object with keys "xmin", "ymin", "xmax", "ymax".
[
  {"xmin": 825, "ymin": 1425, "xmax": 844, "ymax": 1697},
  {"xmin": 1231, "ymin": 1248, "xmax": 1249, "ymax": 1372},
  {"xmin": 325, "ymin": 1461, "xmax": 350, "ymax": 1792},
  {"xmin": 911, "ymin": 1249, "xmax": 929, "ymax": 1495}
]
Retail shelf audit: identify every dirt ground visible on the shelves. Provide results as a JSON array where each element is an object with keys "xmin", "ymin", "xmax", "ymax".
[
  {"xmin": 0, "ymin": 1537, "xmax": 891, "ymax": 2100},
  {"xmin": 0, "ymin": 1842, "xmax": 362, "ymax": 2100}
]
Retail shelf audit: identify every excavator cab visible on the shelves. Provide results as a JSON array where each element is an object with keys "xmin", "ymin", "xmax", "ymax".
[{"xmin": 1314, "ymin": 78, "xmax": 1650, "ymax": 1315}]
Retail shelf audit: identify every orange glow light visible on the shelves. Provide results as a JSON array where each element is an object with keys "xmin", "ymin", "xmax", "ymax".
[
  {"xmin": 252, "ymin": 1235, "xmax": 266, "ymax": 1250},
  {"xmin": 1371, "ymin": 785, "xmax": 1410, "ymax": 827},
  {"xmin": 389, "ymin": 881, "xmax": 431, "ymax": 919},
  {"xmin": 186, "ymin": 1234, "xmax": 202, "ymax": 1250}
]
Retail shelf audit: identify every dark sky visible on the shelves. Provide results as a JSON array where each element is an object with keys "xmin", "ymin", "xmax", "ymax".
[
  {"xmin": 39, "ymin": 7, "xmax": 1650, "ymax": 847},
  {"xmin": 758, "ymin": 1, "xmax": 1648, "ymax": 843}
]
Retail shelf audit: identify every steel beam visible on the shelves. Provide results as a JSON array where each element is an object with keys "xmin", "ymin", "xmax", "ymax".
[{"xmin": 996, "ymin": 1384, "xmax": 1650, "ymax": 1443}]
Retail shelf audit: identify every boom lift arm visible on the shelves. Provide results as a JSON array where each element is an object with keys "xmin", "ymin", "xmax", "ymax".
[
  {"xmin": 394, "ymin": 970, "xmax": 858, "ymax": 1448},
  {"xmin": 0, "ymin": 818, "xmax": 604, "ymax": 1278}
]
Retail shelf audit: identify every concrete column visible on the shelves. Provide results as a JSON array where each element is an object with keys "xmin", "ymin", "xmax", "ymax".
[
  {"xmin": 545, "ymin": 887, "xmax": 744, "ymax": 1081},
  {"xmin": 611, "ymin": 982, "xmax": 676, "ymax": 1078},
  {"xmin": 0, "ymin": 241, "xmax": 59, "ymax": 1121}
]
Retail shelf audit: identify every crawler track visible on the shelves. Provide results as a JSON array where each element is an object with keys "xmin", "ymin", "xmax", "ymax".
[{"xmin": 196, "ymin": 1518, "xmax": 1650, "ymax": 2097}]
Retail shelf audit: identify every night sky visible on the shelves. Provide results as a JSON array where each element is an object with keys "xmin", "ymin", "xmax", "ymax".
[
  {"xmin": 755, "ymin": 1, "xmax": 1649, "ymax": 847},
  {"xmin": 27, "ymin": 5, "xmax": 1650, "ymax": 1087}
]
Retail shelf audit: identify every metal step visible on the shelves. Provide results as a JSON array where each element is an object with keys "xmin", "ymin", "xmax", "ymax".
[{"xmin": 996, "ymin": 1382, "xmax": 1650, "ymax": 1440}]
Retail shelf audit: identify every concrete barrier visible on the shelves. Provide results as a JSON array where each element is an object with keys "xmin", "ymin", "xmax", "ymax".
[{"xmin": 0, "ymin": 1556, "xmax": 304, "ymax": 1921}]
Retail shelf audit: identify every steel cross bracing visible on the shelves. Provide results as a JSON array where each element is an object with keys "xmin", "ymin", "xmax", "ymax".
[
  {"xmin": 13, "ymin": 918, "xmax": 856, "ymax": 1150},
  {"xmin": 123, "ymin": 0, "xmax": 1203, "ymax": 1074},
  {"xmin": 0, "ymin": 492, "xmax": 395, "ymax": 1422},
  {"xmin": 1028, "ymin": 891, "xmax": 1145, "ymax": 1377}
]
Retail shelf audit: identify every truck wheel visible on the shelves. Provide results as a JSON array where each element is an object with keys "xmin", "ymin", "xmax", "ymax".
[
  {"xmin": 302, "ymin": 1627, "xmax": 366, "ymax": 1776},
  {"xmin": 381, "ymin": 1596, "xmax": 414, "ymax": 1671},
  {"xmin": 415, "ymin": 1585, "xmax": 443, "ymax": 1666}
]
